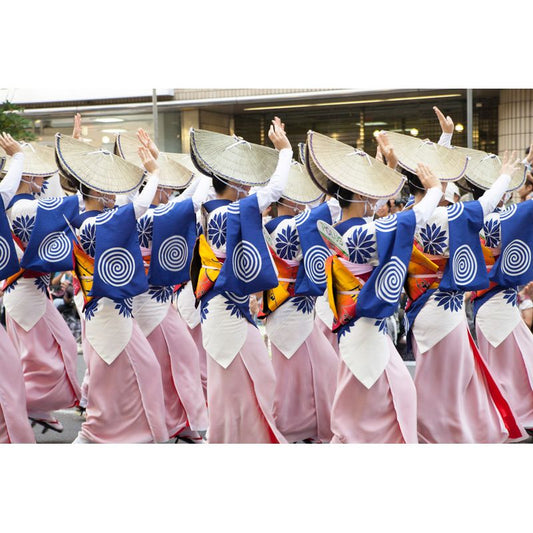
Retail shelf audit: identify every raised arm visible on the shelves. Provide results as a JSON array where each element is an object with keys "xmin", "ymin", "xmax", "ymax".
[
  {"xmin": 256, "ymin": 117, "xmax": 293, "ymax": 212},
  {"xmin": 478, "ymin": 151, "xmax": 519, "ymax": 216},
  {"xmin": 434, "ymin": 106, "xmax": 454, "ymax": 147},
  {"xmin": 134, "ymin": 147, "xmax": 160, "ymax": 218},
  {"xmin": 412, "ymin": 163, "xmax": 444, "ymax": 228},
  {"xmin": 0, "ymin": 133, "xmax": 24, "ymax": 207}
]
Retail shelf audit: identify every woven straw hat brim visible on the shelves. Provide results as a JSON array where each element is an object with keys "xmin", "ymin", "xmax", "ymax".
[
  {"xmin": 384, "ymin": 131, "xmax": 469, "ymax": 182},
  {"xmin": 281, "ymin": 161, "xmax": 324, "ymax": 204},
  {"xmin": 114, "ymin": 134, "xmax": 194, "ymax": 190},
  {"xmin": 55, "ymin": 133, "xmax": 146, "ymax": 194},
  {"xmin": 451, "ymin": 146, "xmax": 526, "ymax": 192},
  {"xmin": 0, "ymin": 142, "xmax": 58, "ymax": 178},
  {"xmin": 0, "ymin": 156, "xmax": 5, "ymax": 173},
  {"xmin": 189, "ymin": 128, "xmax": 279, "ymax": 186},
  {"xmin": 298, "ymin": 142, "xmax": 306, "ymax": 165},
  {"xmin": 305, "ymin": 131, "xmax": 406, "ymax": 200}
]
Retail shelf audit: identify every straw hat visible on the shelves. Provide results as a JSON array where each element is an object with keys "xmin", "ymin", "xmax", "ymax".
[
  {"xmin": 298, "ymin": 142, "xmax": 307, "ymax": 165},
  {"xmin": 114, "ymin": 133, "xmax": 194, "ymax": 190},
  {"xmin": 0, "ymin": 141, "xmax": 58, "ymax": 178},
  {"xmin": 451, "ymin": 146, "xmax": 526, "ymax": 192},
  {"xmin": 305, "ymin": 130, "xmax": 406, "ymax": 199},
  {"xmin": 383, "ymin": 131, "xmax": 469, "ymax": 182},
  {"xmin": 55, "ymin": 133, "xmax": 146, "ymax": 194},
  {"xmin": 281, "ymin": 160, "xmax": 324, "ymax": 204},
  {"xmin": 189, "ymin": 128, "xmax": 279, "ymax": 186},
  {"xmin": 0, "ymin": 156, "xmax": 5, "ymax": 173}
]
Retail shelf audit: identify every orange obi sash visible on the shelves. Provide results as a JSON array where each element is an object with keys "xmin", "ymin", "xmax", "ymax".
[
  {"xmin": 142, "ymin": 254, "xmax": 151, "ymax": 277},
  {"xmin": 405, "ymin": 244, "xmax": 448, "ymax": 303},
  {"xmin": 190, "ymin": 234, "xmax": 224, "ymax": 301},
  {"xmin": 324, "ymin": 255, "xmax": 366, "ymax": 331},
  {"xmin": 72, "ymin": 241, "xmax": 95, "ymax": 307},
  {"xmin": 261, "ymin": 253, "xmax": 299, "ymax": 316},
  {"xmin": 2, "ymin": 234, "xmax": 46, "ymax": 290},
  {"xmin": 471, "ymin": 242, "xmax": 499, "ymax": 301}
]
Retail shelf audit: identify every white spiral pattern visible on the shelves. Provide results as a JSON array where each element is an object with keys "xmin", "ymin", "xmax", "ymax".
[
  {"xmin": 95, "ymin": 208, "xmax": 118, "ymax": 225},
  {"xmin": 98, "ymin": 247, "xmax": 135, "ymax": 287},
  {"xmin": 501, "ymin": 239, "xmax": 531, "ymax": 277},
  {"xmin": 304, "ymin": 245, "xmax": 330, "ymax": 285},
  {"xmin": 227, "ymin": 203, "xmax": 240, "ymax": 215},
  {"xmin": 452, "ymin": 244, "xmax": 477, "ymax": 285},
  {"xmin": 154, "ymin": 203, "xmax": 175, "ymax": 216},
  {"xmin": 295, "ymin": 209, "xmax": 311, "ymax": 226},
  {"xmin": 37, "ymin": 232, "xmax": 72, "ymax": 263},
  {"xmin": 225, "ymin": 291, "xmax": 249, "ymax": 304},
  {"xmin": 500, "ymin": 204, "xmax": 517, "ymax": 221},
  {"xmin": 232, "ymin": 240, "xmax": 262, "ymax": 283},
  {"xmin": 375, "ymin": 256, "xmax": 406, "ymax": 303},
  {"xmin": 375, "ymin": 214, "xmax": 398, "ymax": 232},
  {"xmin": 447, "ymin": 202, "xmax": 465, "ymax": 221},
  {"xmin": 158, "ymin": 235, "xmax": 188, "ymax": 272},
  {"xmin": 38, "ymin": 198, "xmax": 62, "ymax": 211},
  {"xmin": 0, "ymin": 236, "xmax": 11, "ymax": 270}
]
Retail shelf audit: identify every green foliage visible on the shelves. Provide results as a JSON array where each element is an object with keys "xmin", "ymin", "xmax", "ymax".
[{"xmin": 0, "ymin": 101, "xmax": 36, "ymax": 141}]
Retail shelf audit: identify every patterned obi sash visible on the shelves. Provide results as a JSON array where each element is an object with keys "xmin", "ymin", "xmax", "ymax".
[
  {"xmin": 190, "ymin": 233, "xmax": 224, "ymax": 301},
  {"xmin": 261, "ymin": 253, "xmax": 299, "ymax": 316},
  {"xmin": 405, "ymin": 244, "xmax": 448, "ymax": 305},
  {"xmin": 324, "ymin": 255, "xmax": 372, "ymax": 332},
  {"xmin": 2, "ymin": 234, "xmax": 47, "ymax": 290},
  {"xmin": 470, "ymin": 242, "xmax": 499, "ymax": 302},
  {"xmin": 72, "ymin": 240, "xmax": 95, "ymax": 308}
]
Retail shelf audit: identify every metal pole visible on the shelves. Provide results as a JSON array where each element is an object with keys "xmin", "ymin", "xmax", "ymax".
[
  {"xmin": 152, "ymin": 88, "xmax": 159, "ymax": 146},
  {"xmin": 466, "ymin": 89, "xmax": 473, "ymax": 149}
]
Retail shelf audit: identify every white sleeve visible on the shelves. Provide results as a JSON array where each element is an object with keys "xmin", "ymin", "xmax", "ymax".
[
  {"xmin": 327, "ymin": 197, "xmax": 341, "ymax": 223},
  {"xmin": 172, "ymin": 176, "xmax": 201, "ymax": 202},
  {"xmin": 133, "ymin": 170, "xmax": 159, "ymax": 219},
  {"xmin": 256, "ymin": 148, "xmax": 293, "ymax": 212},
  {"xmin": 438, "ymin": 132, "xmax": 453, "ymax": 148},
  {"xmin": 0, "ymin": 152, "xmax": 24, "ymax": 207},
  {"xmin": 478, "ymin": 174, "xmax": 512, "ymax": 217},
  {"xmin": 413, "ymin": 186, "xmax": 442, "ymax": 228},
  {"xmin": 169, "ymin": 175, "xmax": 212, "ymax": 213}
]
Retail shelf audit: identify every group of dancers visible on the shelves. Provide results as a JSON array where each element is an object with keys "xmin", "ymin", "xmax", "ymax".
[{"xmin": 0, "ymin": 105, "xmax": 532, "ymax": 444}]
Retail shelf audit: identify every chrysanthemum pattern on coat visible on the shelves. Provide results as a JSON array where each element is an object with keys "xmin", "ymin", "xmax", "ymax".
[
  {"xmin": 34, "ymin": 274, "xmax": 51, "ymax": 294},
  {"xmin": 200, "ymin": 303, "xmax": 209, "ymax": 323},
  {"xmin": 291, "ymin": 295, "xmax": 315, "ymax": 314},
  {"xmin": 419, "ymin": 223, "xmax": 447, "ymax": 255},
  {"xmin": 149, "ymin": 285, "xmax": 173, "ymax": 303},
  {"xmin": 275, "ymin": 224, "xmax": 300, "ymax": 260},
  {"xmin": 434, "ymin": 289, "xmax": 463, "ymax": 312},
  {"xmin": 4, "ymin": 279, "xmax": 18, "ymax": 293},
  {"xmin": 503, "ymin": 288, "xmax": 517, "ymax": 307},
  {"xmin": 114, "ymin": 298, "xmax": 133, "ymax": 318},
  {"xmin": 224, "ymin": 297, "xmax": 245, "ymax": 319},
  {"xmin": 137, "ymin": 216, "xmax": 154, "ymax": 248},
  {"xmin": 483, "ymin": 217, "xmax": 501, "ymax": 248},
  {"xmin": 84, "ymin": 300, "xmax": 98, "ymax": 321},
  {"xmin": 12, "ymin": 214, "xmax": 35, "ymax": 242},
  {"xmin": 374, "ymin": 318, "xmax": 388, "ymax": 335},
  {"xmin": 207, "ymin": 211, "xmax": 227, "ymax": 248},
  {"xmin": 79, "ymin": 223, "xmax": 96, "ymax": 257},
  {"xmin": 346, "ymin": 226, "xmax": 376, "ymax": 263}
]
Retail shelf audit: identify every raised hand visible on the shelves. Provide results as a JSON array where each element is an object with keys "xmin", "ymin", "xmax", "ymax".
[
  {"xmin": 137, "ymin": 128, "xmax": 160, "ymax": 159},
  {"xmin": 433, "ymin": 106, "xmax": 454, "ymax": 134},
  {"xmin": 525, "ymin": 143, "xmax": 533, "ymax": 167},
  {"xmin": 72, "ymin": 113, "xmax": 82, "ymax": 140},
  {"xmin": 138, "ymin": 146, "xmax": 159, "ymax": 174},
  {"xmin": 376, "ymin": 132, "xmax": 398, "ymax": 169},
  {"xmin": 0, "ymin": 132, "xmax": 22, "ymax": 156},
  {"xmin": 416, "ymin": 163, "xmax": 441, "ymax": 190},
  {"xmin": 500, "ymin": 150, "xmax": 520, "ymax": 176},
  {"xmin": 268, "ymin": 116, "xmax": 291, "ymax": 151}
]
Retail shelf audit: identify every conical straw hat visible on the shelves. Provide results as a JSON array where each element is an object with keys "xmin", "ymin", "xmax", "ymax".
[
  {"xmin": 281, "ymin": 160, "xmax": 324, "ymax": 204},
  {"xmin": 114, "ymin": 133, "xmax": 194, "ymax": 189},
  {"xmin": 383, "ymin": 131, "xmax": 469, "ymax": 182},
  {"xmin": 55, "ymin": 133, "xmax": 146, "ymax": 194},
  {"xmin": 0, "ymin": 156, "xmax": 5, "ymax": 173},
  {"xmin": 189, "ymin": 128, "xmax": 279, "ymax": 186},
  {"xmin": 305, "ymin": 130, "xmax": 406, "ymax": 199},
  {"xmin": 0, "ymin": 141, "xmax": 58, "ymax": 178},
  {"xmin": 451, "ymin": 146, "xmax": 526, "ymax": 192},
  {"xmin": 298, "ymin": 142, "xmax": 306, "ymax": 165}
]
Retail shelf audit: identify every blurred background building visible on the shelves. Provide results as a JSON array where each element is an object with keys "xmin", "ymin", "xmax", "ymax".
[{"xmin": 0, "ymin": 88, "xmax": 531, "ymax": 159}]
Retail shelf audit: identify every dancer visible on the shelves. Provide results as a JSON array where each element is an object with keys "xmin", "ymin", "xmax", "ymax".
[
  {"xmin": 305, "ymin": 130, "xmax": 442, "ymax": 443},
  {"xmin": 55, "ymin": 133, "xmax": 168, "ymax": 443},
  {"xmin": 189, "ymin": 117, "xmax": 291, "ymax": 443},
  {"xmin": 0, "ymin": 133, "xmax": 36, "ymax": 443},
  {"xmin": 261, "ymin": 161, "xmax": 339, "ymax": 443},
  {"xmin": 3, "ymin": 138, "xmax": 81, "ymax": 434}
]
